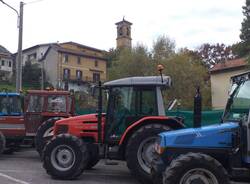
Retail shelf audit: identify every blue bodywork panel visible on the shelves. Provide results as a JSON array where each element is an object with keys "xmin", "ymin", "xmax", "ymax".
[
  {"xmin": 159, "ymin": 122, "xmax": 239, "ymax": 149},
  {"xmin": 0, "ymin": 93, "xmax": 20, "ymax": 96}
]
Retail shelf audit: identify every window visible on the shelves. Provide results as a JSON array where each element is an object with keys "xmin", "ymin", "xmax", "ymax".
[
  {"xmin": 0, "ymin": 96, "xmax": 8, "ymax": 115},
  {"xmin": 93, "ymin": 73, "xmax": 100, "ymax": 82},
  {"xmin": 95, "ymin": 60, "xmax": 98, "ymax": 67},
  {"xmin": 76, "ymin": 70, "xmax": 82, "ymax": 80},
  {"xmin": 47, "ymin": 96, "xmax": 66, "ymax": 112},
  {"xmin": 77, "ymin": 57, "xmax": 81, "ymax": 64},
  {"xmin": 1, "ymin": 60, "xmax": 5, "ymax": 66},
  {"xmin": 8, "ymin": 61, "xmax": 11, "ymax": 67},
  {"xmin": 63, "ymin": 54, "xmax": 68, "ymax": 63},
  {"xmin": 27, "ymin": 53, "xmax": 37, "ymax": 62},
  {"xmin": 9, "ymin": 96, "xmax": 22, "ymax": 115},
  {"xmin": 63, "ymin": 68, "xmax": 70, "ymax": 79},
  {"xmin": 27, "ymin": 95, "xmax": 44, "ymax": 112}
]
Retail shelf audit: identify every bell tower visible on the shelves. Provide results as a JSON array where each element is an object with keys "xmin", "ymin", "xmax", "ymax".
[{"xmin": 115, "ymin": 18, "xmax": 132, "ymax": 49}]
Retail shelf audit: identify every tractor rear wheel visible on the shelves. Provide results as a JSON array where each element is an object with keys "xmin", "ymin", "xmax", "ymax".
[
  {"xmin": 163, "ymin": 153, "xmax": 229, "ymax": 184},
  {"xmin": 126, "ymin": 124, "xmax": 171, "ymax": 184},
  {"xmin": 85, "ymin": 143, "xmax": 100, "ymax": 169},
  {"xmin": 42, "ymin": 134, "xmax": 89, "ymax": 179},
  {"xmin": 35, "ymin": 117, "xmax": 63, "ymax": 156}
]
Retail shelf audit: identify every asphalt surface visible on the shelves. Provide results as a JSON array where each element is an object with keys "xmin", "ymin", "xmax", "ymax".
[{"xmin": 0, "ymin": 149, "xmax": 248, "ymax": 184}]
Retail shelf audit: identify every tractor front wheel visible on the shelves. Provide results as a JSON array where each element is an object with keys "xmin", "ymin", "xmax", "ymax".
[
  {"xmin": 126, "ymin": 124, "xmax": 171, "ymax": 184},
  {"xmin": 163, "ymin": 153, "xmax": 229, "ymax": 184},
  {"xmin": 42, "ymin": 134, "xmax": 89, "ymax": 179}
]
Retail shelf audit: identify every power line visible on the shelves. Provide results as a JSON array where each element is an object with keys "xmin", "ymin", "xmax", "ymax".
[{"xmin": 24, "ymin": 0, "xmax": 45, "ymax": 5}]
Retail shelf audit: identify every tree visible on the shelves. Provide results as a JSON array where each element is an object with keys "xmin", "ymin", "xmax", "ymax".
[
  {"xmin": 107, "ymin": 37, "xmax": 211, "ymax": 109},
  {"xmin": 161, "ymin": 52, "xmax": 211, "ymax": 109},
  {"xmin": 108, "ymin": 44, "xmax": 155, "ymax": 80},
  {"xmin": 240, "ymin": 0, "xmax": 250, "ymax": 43},
  {"xmin": 22, "ymin": 61, "xmax": 42, "ymax": 89},
  {"xmin": 152, "ymin": 35, "xmax": 175, "ymax": 62},
  {"xmin": 105, "ymin": 48, "xmax": 121, "ymax": 68},
  {"xmin": 196, "ymin": 43, "xmax": 235, "ymax": 68},
  {"xmin": 233, "ymin": 0, "xmax": 250, "ymax": 58}
]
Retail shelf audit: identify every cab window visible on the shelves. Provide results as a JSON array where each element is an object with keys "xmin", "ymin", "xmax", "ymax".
[
  {"xmin": 27, "ymin": 95, "xmax": 44, "ymax": 112},
  {"xmin": 47, "ymin": 96, "xmax": 66, "ymax": 112}
]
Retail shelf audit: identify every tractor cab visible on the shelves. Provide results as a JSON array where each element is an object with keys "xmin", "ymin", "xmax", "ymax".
[
  {"xmin": 103, "ymin": 76, "xmax": 171, "ymax": 143},
  {"xmin": 222, "ymin": 72, "xmax": 250, "ymax": 124}
]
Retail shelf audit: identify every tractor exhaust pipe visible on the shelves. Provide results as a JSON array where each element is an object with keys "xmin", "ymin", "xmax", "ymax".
[
  {"xmin": 193, "ymin": 86, "xmax": 202, "ymax": 128},
  {"xmin": 97, "ymin": 81, "xmax": 102, "ymax": 143}
]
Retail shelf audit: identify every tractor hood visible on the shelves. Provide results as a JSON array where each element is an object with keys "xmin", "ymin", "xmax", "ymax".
[
  {"xmin": 53, "ymin": 113, "xmax": 106, "ymax": 137},
  {"xmin": 55, "ymin": 113, "xmax": 106, "ymax": 125},
  {"xmin": 159, "ymin": 122, "xmax": 239, "ymax": 149}
]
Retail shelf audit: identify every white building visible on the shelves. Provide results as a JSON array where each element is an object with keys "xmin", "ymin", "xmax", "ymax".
[{"xmin": 0, "ymin": 45, "xmax": 13, "ymax": 81}]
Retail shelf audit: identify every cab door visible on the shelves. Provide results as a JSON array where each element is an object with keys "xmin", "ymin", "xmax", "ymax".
[
  {"xmin": 24, "ymin": 95, "xmax": 44, "ymax": 136},
  {"xmin": 105, "ymin": 86, "xmax": 158, "ymax": 143}
]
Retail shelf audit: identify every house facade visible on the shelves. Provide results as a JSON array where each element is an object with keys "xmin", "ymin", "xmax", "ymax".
[
  {"xmin": 40, "ymin": 42, "xmax": 107, "ymax": 91},
  {"xmin": 0, "ymin": 45, "xmax": 13, "ymax": 81},
  {"xmin": 210, "ymin": 58, "xmax": 248, "ymax": 109}
]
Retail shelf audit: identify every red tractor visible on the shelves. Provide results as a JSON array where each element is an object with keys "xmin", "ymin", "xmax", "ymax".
[
  {"xmin": 0, "ymin": 90, "xmax": 74, "ymax": 154},
  {"xmin": 43, "ymin": 76, "xmax": 185, "ymax": 183}
]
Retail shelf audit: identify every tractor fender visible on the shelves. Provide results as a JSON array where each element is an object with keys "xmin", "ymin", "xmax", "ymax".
[{"xmin": 119, "ymin": 116, "xmax": 185, "ymax": 146}]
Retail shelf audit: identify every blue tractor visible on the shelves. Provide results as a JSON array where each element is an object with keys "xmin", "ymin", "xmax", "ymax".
[{"xmin": 151, "ymin": 71, "xmax": 250, "ymax": 184}]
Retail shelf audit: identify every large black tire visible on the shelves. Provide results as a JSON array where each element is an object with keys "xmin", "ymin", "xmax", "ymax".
[
  {"xmin": 126, "ymin": 124, "xmax": 171, "ymax": 184},
  {"xmin": 163, "ymin": 152, "xmax": 230, "ymax": 184},
  {"xmin": 42, "ymin": 134, "xmax": 89, "ymax": 180},
  {"xmin": 0, "ymin": 131, "xmax": 5, "ymax": 154},
  {"xmin": 85, "ymin": 143, "xmax": 100, "ymax": 169},
  {"xmin": 35, "ymin": 117, "xmax": 63, "ymax": 156}
]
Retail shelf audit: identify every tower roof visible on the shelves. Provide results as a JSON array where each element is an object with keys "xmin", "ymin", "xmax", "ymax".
[{"xmin": 115, "ymin": 18, "xmax": 132, "ymax": 25}]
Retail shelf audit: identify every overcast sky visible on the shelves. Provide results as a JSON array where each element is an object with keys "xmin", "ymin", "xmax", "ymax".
[{"xmin": 0, "ymin": 0, "xmax": 245, "ymax": 53}]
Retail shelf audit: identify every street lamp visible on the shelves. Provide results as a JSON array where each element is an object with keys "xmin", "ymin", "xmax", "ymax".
[{"xmin": 0, "ymin": 0, "xmax": 23, "ymax": 92}]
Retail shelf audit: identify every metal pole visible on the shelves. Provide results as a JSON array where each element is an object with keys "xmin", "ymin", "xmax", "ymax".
[
  {"xmin": 193, "ymin": 86, "xmax": 202, "ymax": 128},
  {"xmin": 16, "ymin": 2, "xmax": 24, "ymax": 92}
]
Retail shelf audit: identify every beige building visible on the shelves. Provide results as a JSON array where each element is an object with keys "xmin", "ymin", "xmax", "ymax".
[
  {"xmin": 210, "ymin": 58, "xmax": 247, "ymax": 109},
  {"xmin": 40, "ymin": 42, "xmax": 107, "ymax": 91}
]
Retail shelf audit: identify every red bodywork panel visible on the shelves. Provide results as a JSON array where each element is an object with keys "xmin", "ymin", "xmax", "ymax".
[
  {"xmin": 54, "ymin": 114, "xmax": 105, "ymax": 142},
  {"xmin": 54, "ymin": 114, "xmax": 180, "ymax": 145},
  {"xmin": 0, "ymin": 116, "xmax": 25, "ymax": 136}
]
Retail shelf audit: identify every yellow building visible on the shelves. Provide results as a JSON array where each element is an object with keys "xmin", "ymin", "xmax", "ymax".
[
  {"xmin": 210, "ymin": 58, "xmax": 247, "ymax": 109},
  {"xmin": 40, "ymin": 42, "xmax": 107, "ymax": 90}
]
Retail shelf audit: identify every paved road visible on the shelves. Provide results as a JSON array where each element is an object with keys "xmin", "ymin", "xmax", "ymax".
[{"xmin": 0, "ymin": 149, "xmax": 248, "ymax": 184}]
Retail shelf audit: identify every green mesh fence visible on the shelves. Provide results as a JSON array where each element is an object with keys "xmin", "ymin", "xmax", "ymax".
[{"xmin": 166, "ymin": 110, "xmax": 224, "ymax": 128}]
